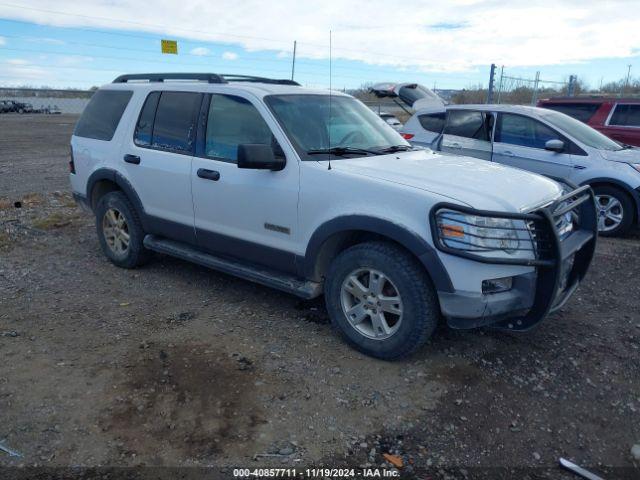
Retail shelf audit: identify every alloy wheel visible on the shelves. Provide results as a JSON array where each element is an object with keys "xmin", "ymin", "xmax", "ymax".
[
  {"xmin": 340, "ymin": 268, "xmax": 403, "ymax": 340},
  {"xmin": 102, "ymin": 208, "xmax": 130, "ymax": 255},
  {"xmin": 595, "ymin": 194, "xmax": 623, "ymax": 233}
]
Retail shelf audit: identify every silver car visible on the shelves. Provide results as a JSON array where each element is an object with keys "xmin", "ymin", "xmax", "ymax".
[{"xmin": 402, "ymin": 104, "xmax": 640, "ymax": 236}]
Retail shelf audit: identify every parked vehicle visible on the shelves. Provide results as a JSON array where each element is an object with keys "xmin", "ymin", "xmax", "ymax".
[
  {"xmin": 370, "ymin": 82, "xmax": 445, "ymax": 112},
  {"xmin": 402, "ymin": 104, "xmax": 640, "ymax": 236},
  {"xmin": 70, "ymin": 73, "xmax": 596, "ymax": 359},
  {"xmin": 538, "ymin": 97, "xmax": 640, "ymax": 147},
  {"xmin": 0, "ymin": 100, "xmax": 10, "ymax": 113},
  {"xmin": 379, "ymin": 112, "xmax": 402, "ymax": 130}
]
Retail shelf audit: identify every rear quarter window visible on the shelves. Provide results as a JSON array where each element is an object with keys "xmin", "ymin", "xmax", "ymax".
[
  {"xmin": 74, "ymin": 90, "xmax": 133, "ymax": 141},
  {"xmin": 541, "ymin": 103, "xmax": 600, "ymax": 123},
  {"xmin": 418, "ymin": 112, "xmax": 445, "ymax": 133}
]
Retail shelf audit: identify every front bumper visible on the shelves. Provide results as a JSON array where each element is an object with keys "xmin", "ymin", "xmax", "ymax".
[{"xmin": 433, "ymin": 186, "xmax": 597, "ymax": 331}]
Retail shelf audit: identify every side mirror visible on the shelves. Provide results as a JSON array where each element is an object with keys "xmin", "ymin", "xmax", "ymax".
[
  {"xmin": 545, "ymin": 139, "xmax": 565, "ymax": 153},
  {"xmin": 237, "ymin": 144, "xmax": 285, "ymax": 171}
]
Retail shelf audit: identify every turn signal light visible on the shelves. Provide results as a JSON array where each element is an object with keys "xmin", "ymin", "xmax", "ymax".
[{"xmin": 401, "ymin": 133, "xmax": 414, "ymax": 140}]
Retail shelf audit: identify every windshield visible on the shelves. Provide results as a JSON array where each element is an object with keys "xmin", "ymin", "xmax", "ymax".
[
  {"xmin": 539, "ymin": 109, "xmax": 623, "ymax": 151},
  {"xmin": 265, "ymin": 94, "xmax": 408, "ymax": 159}
]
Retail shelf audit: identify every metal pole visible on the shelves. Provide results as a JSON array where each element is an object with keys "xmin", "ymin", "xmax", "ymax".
[
  {"xmin": 567, "ymin": 75, "xmax": 576, "ymax": 97},
  {"xmin": 531, "ymin": 71, "xmax": 540, "ymax": 106},
  {"xmin": 487, "ymin": 63, "xmax": 496, "ymax": 103},
  {"xmin": 291, "ymin": 40, "xmax": 297, "ymax": 81},
  {"xmin": 621, "ymin": 64, "xmax": 631, "ymax": 97},
  {"xmin": 497, "ymin": 65, "xmax": 504, "ymax": 104}
]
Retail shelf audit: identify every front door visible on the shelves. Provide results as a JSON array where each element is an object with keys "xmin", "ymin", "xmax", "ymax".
[
  {"xmin": 492, "ymin": 112, "xmax": 575, "ymax": 182},
  {"xmin": 191, "ymin": 93, "xmax": 300, "ymax": 274},
  {"xmin": 440, "ymin": 109, "xmax": 493, "ymax": 161}
]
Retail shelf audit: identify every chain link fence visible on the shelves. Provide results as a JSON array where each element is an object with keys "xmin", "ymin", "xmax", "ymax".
[
  {"xmin": 495, "ymin": 68, "xmax": 573, "ymax": 105},
  {"xmin": 0, "ymin": 88, "xmax": 93, "ymax": 115}
]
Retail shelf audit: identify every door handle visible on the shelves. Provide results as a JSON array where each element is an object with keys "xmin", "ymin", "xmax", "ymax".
[
  {"xmin": 450, "ymin": 142, "xmax": 461, "ymax": 149},
  {"xmin": 197, "ymin": 168, "xmax": 220, "ymax": 181},
  {"xmin": 502, "ymin": 151, "xmax": 515, "ymax": 157},
  {"xmin": 124, "ymin": 154, "xmax": 141, "ymax": 164}
]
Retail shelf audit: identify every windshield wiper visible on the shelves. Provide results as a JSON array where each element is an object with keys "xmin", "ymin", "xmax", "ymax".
[
  {"xmin": 306, "ymin": 146, "xmax": 379, "ymax": 157},
  {"xmin": 377, "ymin": 145, "xmax": 414, "ymax": 153}
]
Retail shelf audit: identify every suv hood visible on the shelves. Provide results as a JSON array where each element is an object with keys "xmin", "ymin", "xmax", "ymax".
[
  {"xmin": 599, "ymin": 147, "xmax": 640, "ymax": 164},
  {"xmin": 330, "ymin": 150, "xmax": 562, "ymax": 212}
]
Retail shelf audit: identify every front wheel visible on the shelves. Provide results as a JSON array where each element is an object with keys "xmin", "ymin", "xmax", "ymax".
[
  {"xmin": 593, "ymin": 185, "xmax": 634, "ymax": 237},
  {"xmin": 324, "ymin": 241, "xmax": 439, "ymax": 360}
]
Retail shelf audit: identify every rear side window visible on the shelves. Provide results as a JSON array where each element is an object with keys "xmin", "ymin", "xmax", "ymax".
[
  {"xmin": 542, "ymin": 103, "xmax": 600, "ymax": 123},
  {"xmin": 205, "ymin": 94, "xmax": 273, "ymax": 162},
  {"xmin": 609, "ymin": 104, "xmax": 640, "ymax": 127},
  {"xmin": 418, "ymin": 112, "xmax": 445, "ymax": 133},
  {"xmin": 496, "ymin": 113, "xmax": 558, "ymax": 149},
  {"xmin": 74, "ymin": 90, "xmax": 133, "ymax": 141},
  {"xmin": 134, "ymin": 91, "xmax": 160, "ymax": 147},
  {"xmin": 151, "ymin": 92, "xmax": 202, "ymax": 153},
  {"xmin": 444, "ymin": 110, "xmax": 491, "ymax": 141}
]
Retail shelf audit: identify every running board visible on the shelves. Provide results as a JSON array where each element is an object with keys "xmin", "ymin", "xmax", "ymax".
[{"xmin": 143, "ymin": 235, "xmax": 322, "ymax": 299}]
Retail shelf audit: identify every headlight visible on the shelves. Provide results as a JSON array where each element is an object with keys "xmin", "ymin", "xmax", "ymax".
[
  {"xmin": 434, "ymin": 209, "xmax": 521, "ymax": 254},
  {"xmin": 630, "ymin": 163, "xmax": 640, "ymax": 174}
]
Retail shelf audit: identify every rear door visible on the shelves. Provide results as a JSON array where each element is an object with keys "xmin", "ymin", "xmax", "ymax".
[
  {"xmin": 492, "ymin": 112, "xmax": 575, "ymax": 181},
  {"xmin": 604, "ymin": 103, "xmax": 640, "ymax": 146},
  {"xmin": 440, "ymin": 109, "xmax": 493, "ymax": 160},
  {"xmin": 122, "ymin": 90, "xmax": 202, "ymax": 243}
]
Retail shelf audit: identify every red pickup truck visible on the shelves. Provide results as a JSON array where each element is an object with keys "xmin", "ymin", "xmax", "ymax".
[{"xmin": 537, "ymin": 97, "xmax": 640, "ymax": 147}]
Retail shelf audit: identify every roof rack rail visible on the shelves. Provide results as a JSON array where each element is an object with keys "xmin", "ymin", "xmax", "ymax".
[
  {"xmin": 112, "ymin": 73, "xmax": 226, "ymax": 84},
  {"xmin": 221, "ymin": 74, "xmax": 300, "ymax": 86}
]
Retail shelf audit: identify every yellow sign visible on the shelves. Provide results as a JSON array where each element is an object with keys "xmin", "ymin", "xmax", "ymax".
[{"xmin": 161, "ymin": 39, "xmax": 178, "ymax": 55}]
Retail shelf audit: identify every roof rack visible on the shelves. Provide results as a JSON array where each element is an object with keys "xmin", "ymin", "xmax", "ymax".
[
  {"xmin": 220, "ymin": 74, "xmax": 300, "ymax": 86},
  {"xmin": 112, "ymin": 73, "xmax": 226, "ymax": 84},
  {"xmin": 112, "ymin": 73, "xmax": 301, "ymax": 86}
]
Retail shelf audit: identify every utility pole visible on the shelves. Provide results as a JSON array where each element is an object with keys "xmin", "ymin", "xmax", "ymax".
[
  {"xmin": 531, "ymin": 71, "xmax": 540, "ymax": 106},
  {"xmin": 487, "ymin": 63, "xmax": 496, "ymax": 104},
  {"xmin": 621, "ymin": 64, "xmax": 632, "ymax": 97},
  {"xmin": 291, "ymin": 40, "xmax": 297, "ymax": 81},
  {"xmin": 567, "ymin": 75, "xmax": 577, "ymax": 97}
]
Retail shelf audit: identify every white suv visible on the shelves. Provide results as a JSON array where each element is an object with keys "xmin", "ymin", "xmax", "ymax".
[{"xmin": 70, "ymin": 73, "xmax": 597, "ymax": 359}]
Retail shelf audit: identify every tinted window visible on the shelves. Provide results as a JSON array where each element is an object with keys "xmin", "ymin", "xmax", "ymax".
[
  {"xmin": 444, "ymin": 110, "xmax": 491, "ymax": 140},
  {"xmin": 496, "ymin": 113, "xmax": 558, "ymax": 149},
  {"xmin": 418, "ymin": 112, "xmax": 445, "ymax": 133},
  {"xmin": 152, "ymin": 92, "xmax": 201, "ymax": 153},
  {"xmin": 610, "ymin": 104, "xmax": 640, "ymax": 127},
  {"xmin": 542, "ymin": 103, "xmax": 600, "ymax": 123},
  {"xmin": 134, "ymin": 91, "xmax": 160, "ymax": 146},
  {"xmin": 74, "ymin": 89, "xmax": 132, "ymax": 141},
  {"xmin": 205, "ymin": 94, "xmax": 273, "ymax": 162},
  {"xmin": 398, "ymin": 84, "xmax": 441, "ymax": 107},
  {"xmin": 540, "ymin": 109, "xmax": 622, "ymax": 151}
]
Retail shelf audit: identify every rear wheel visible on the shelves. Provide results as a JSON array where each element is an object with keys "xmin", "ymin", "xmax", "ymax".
[
  {"xmin": 593, "ymin": 185, "xmax": 634, "ymax": 237},
  {"xmin": 95, "ymin": 191, "xmax": 150, "ymax": 268},
  {"xmin": 324, "ymin": 241, "xmax": 439, "ymax": 360}
]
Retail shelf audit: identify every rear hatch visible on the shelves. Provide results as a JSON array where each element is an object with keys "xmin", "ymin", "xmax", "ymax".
[{"xmin": 370, "ymin": 82, "xmax": 445, "ymax": 111}]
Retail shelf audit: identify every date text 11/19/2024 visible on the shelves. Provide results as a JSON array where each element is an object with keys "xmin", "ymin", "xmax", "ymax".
[{"xmin": 233, "ymin": 468, "xmax": 400, "ymax": 478}]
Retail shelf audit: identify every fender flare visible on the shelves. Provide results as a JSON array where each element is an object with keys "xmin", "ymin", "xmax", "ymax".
[
  {"xmin": 86, "ymin": 168, "xmax": 147, "ymax": 223},
  {"xmin": 581, "ymin": 177, "xmax": 640, "ymax": 220},
  {"xmin": 304, "ymin": 215, "xmax": 454, "ymax": 293}
]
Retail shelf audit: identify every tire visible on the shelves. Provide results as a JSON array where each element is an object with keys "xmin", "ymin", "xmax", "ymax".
[
  {"xmin": 324, "ymin": 241, "xmax": 439, "ymax": 360},
  {"xmin": 592, "ymin": 185, "xmax": 634, "ymax": 237},
  {"xmin": 95, "ymin": 191, "xmax": 150, "ymax": 268}
]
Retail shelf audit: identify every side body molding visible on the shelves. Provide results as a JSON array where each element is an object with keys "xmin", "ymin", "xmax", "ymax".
[{"xmin": 303, "ymin": 215, "xmax": 454, "ymax": 293}]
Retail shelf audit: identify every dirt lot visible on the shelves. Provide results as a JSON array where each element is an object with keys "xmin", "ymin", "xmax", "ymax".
[{"xmin": 1, "ymin": 114, "xmax": 639, "ymax": 479}]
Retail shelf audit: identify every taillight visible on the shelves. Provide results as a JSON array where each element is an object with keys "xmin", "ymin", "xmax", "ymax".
[
  {"xmin": 69, "ymin": 146, "xmax": 76, "ymax": 174},
  {"xmin": 401, "ymin": 133, "xmax": 414, "ymax": 140}
]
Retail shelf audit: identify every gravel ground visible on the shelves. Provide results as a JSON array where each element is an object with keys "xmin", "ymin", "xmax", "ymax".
[{"xmin": 1, "ymin": 115, "xmax": 639, "ymax": 479}]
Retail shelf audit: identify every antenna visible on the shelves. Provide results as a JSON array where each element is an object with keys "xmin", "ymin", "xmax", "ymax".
[{"xmin": 328, "ymin": 29, "xmax": 332, "ymax": 170}]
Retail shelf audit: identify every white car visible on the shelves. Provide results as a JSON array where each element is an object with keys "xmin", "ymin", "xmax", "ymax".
[
  {"xmin": 70, "ymin": 73, "xmax": 596, "ymax": 359},
  {"xmin": 379, "ymin": 112, "xmax": 402, "ymax": 130},
  {"xmin": 402, "ymin": 104, "xmax": 640, "ymax": 236}
]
